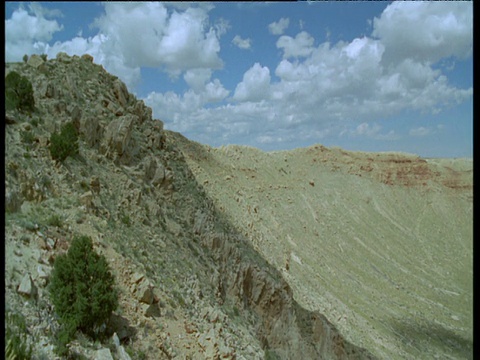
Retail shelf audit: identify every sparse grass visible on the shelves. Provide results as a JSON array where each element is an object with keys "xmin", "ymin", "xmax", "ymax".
[
  {"xmin": 120, "ymin": 212, "xmax": 132, "ymax": 227},
  {"xmin": 21, "ymin": 130, "xmax": 36, "ymax": 147},
  {"xmin": 30, "ymin": 117, "xmax": 41, "ymax": 127},
  {"xmin": 46, "ymin": 213, "xmax": 64, "ymax": 228},
  {"xmin": 171, "ymin": 290, "xmax": 186, "ymax": 308},
  {"xmin": 5, "ymin": 311, "xmax": 33, "ymax": 360}
]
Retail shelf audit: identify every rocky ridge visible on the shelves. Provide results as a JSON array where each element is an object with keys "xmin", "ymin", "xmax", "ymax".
[{"xmin": 5, "ymin": 53, "xmax": 376, "ymax": 359}]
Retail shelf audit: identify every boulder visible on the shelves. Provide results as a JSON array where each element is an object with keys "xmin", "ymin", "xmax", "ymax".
[
  {"xmin": 136, "ymin": 278, "xmax": 155, "ymax": 305},
  {"xmin": 134, "ymin": 100, "xmax": 152, "ymax": 124},
  {"xmin": 6, "ymin": 112, "xmax": 17, "ymax": 124},
  {"xmin": 81, "ymin": 54, "xmax": 94, "ymax": 62},
  {"xmin": 56, "ymin": 52, "xmax": 72, "ymax": 63},
  {"xmin": 152, "ymin": 164, "xmax": 166, "ymax": 187},
  {"xmin": 131, "ymin": 272, "xmax": 145, "ymax": 284},
  {"xmin": 94, "ymin": 348, "xmax": 114, "ymax": 360},
  {"xmin": 80, "ymin": 116, "xmax": 104, "ymax": 148},
  {"xmin": 112, "ymin": 333, "xmax": 132, "ymax": 360},
  {"xmin": 143, "ymin": 157, "xmax": 157, "ymax": 182},
  {"xmin": 103, "ymin": 115, "xmax": 135, "ymax": 157},
  {"xmin": 17, "ymin": 274, "xmax": 37, "ymax": 298},
  {"xmin": 143, "ymin": 303, "xmax": 161, "ymax": 318},
  {"xmin": 106, "ymin": 100, "xmax": 124, "ymax": 116},
  {"xmin": 79, "ymin": 191, "xmax": 94, "ymax": 208},
  {"xmin": 113, "ymin": 79, "xmax": 130, "ymax": 108},
  {"xmin": 37, "ymin": 265, "xmax": 50, "ymax": 280},
  {"xmin": 148, "ymin": 121, "xmax": 165, "ymax": 149},
  {"xmin": 27, "ymin": 54, "xmax": 45, "ymax": 69}
]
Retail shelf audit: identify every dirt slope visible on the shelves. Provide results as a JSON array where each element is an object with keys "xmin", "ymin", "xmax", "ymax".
[{"xmin": 173, "ymin": 134, "xmax": 473, "ymax": 360}]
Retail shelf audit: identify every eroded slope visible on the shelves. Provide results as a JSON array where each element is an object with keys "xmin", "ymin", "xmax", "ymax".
[{"xmin": 174, "ymin": 134, "xmax": 473, "ymax": 359}]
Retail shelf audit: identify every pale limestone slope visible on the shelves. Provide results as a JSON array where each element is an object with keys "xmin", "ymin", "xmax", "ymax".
[{"xmin": 173, "ymin": 134, "xmax": 473, "ymax": 360}]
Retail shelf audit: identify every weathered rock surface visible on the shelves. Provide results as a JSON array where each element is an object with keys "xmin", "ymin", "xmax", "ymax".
[{"xmin": 102, "ymin": 115, "xmax": 135, "ymax": 158}]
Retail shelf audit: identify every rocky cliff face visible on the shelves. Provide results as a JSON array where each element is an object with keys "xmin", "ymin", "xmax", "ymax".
[{"xmin": 5, "ymin": 53, "xmax": 376, "ymax": 359}]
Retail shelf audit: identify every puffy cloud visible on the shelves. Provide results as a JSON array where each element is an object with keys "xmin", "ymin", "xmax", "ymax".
[
  {"xmin": 6, "ymin": 2, "xmax": 224, "ymax": 90},
  {"xmin": 204, "ymin": 79, "xmax": 230, "ymax": 103},
  {"xmin": 232, "ymin": 35, "xmax": 251, "ymax": 50},
  {"xmin": 268, "ymin": 17, "xmax": 290, "ymax": 35},
  {"xmin": 6, "ymin": 2, "xmax": 471, "ymax": 155},
  {"xmin": 184, "ymin": 68, "xmax": 213, "ymax": 92},
  {"xmin": 138, "ymin": 3, "xmax": 472, "ymax": 154},
  {"xmin": 233, "ymin": 63, "xmax": 271, "ymax": 102},
  {"xmin": 145, "ymin": 77, "xmax": 229, "ymax": 127},
  {"xmin": 277, "ymin": 31, "xmax": 315, "ymax": 59},
  {"xmin": 372, "ymin": 1, "xmax": 473, "ymax": 65},
  {"xmin": 5, "ymin": 5, "xmax": 63, "ymax": 61},
  {"xmin": 94, "ymin": 3, "xmax": 223, "ymax": 73},
  {"xmin": 271, "ymin": 25, "xmax": 472, "ymax": 124}
]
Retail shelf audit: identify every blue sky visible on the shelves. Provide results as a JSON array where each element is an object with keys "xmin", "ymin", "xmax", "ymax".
[{"xmin": 5, "ymin": 1, "xmax": 473, "ymax": 158}]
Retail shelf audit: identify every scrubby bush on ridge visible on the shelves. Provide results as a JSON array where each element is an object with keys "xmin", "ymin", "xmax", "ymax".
[
  {"xmin": 49, "ymin": 122, "xmax": 79, "ymax": 162},
  {"xmin": 5, "ymin": 71, "xmax": 35, "ymax": 114},
  {"xmin": 49, "ymin": 235, "xmax": 118, "ymax": 354}
]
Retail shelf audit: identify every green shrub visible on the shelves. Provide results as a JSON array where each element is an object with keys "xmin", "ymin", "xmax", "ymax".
[
  {"xmin": 49, "ymin": 235, "xmax": 118, "ymax": 345},
  {"xmin": 49, "ymin": 122, "xmax": 79, "ymax": 162},
  {"xmin": 5, "ymin": 311, "xmax": 33, "ymax": 360},
  {"xmin": 5, "ymin": 71, "xmax": 35, "ymax": 113}
]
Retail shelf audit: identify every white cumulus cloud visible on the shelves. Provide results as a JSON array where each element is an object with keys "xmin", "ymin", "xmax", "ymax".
[
  {"xmin": 184, "ymin": 68, "xmax": 213, "ymax": 93},
  {"xmin": 6, "ymin": 2, "xmax": 225, "ymax": 90},
  {"xmin": 233, "ymin": 63, "xmax": 271, "ymax": 102},
  {"xmin": 232, "ymin": 35, "xmax": 251, "ymax": 50},
  {"xmin": 268, "ymin": 17, "xmax": 290, "ymax": 35},
  {"xmin": 5, "ymin": 5, "xmax": 63, "ymax": 61},
  {"xmin": 93, "ymin": 3, "xmax": 223, "ymax": 73},
  {"xmin": 372, "ymin": 1, "xmax": 473, "ymax": 65},
  {"xmin": 276, "ymin": 31, "xmax": 315, "ymax": 59}
]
